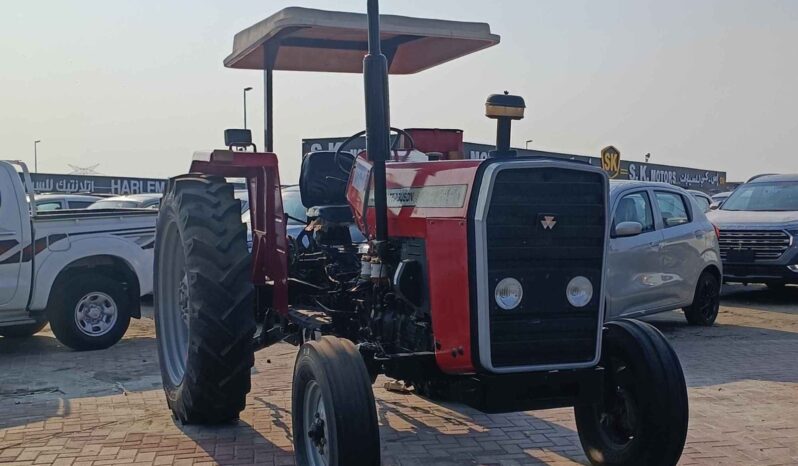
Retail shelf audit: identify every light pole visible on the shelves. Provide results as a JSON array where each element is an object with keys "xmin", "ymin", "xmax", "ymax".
[
  {"xmin": 34, "ymin": 140, "xmax": 41, "ymax": 173},
  {"xmin": 525, "ymin": 139, "xmax": 533, "ymax": 149},
  {"xmin": 243, "ymin": 87, "xmax": 253, "ymax": 129}
]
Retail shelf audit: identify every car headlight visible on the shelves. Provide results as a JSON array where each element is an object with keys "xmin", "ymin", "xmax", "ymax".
[
  {"xmin": 566, "ymin": 276, "xmax": 593, "ymax": 307},
  {"xmin": 495, "ymin": 277, "xmax": 523, "ymax": 310}
]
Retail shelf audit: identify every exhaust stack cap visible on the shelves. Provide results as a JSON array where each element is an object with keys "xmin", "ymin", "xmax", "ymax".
[{"xmin": 485, "ymin": 91, "xmax": 526, "ymax": 120}]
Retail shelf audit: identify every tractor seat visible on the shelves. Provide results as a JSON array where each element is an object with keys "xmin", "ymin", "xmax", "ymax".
[
  {"xmin": 299, "ymin": 151, "xmax": 353, "ymax": 208},
  {"xmin": 306, "ymin": 205, "xmax": 354, "ymax": 224}
]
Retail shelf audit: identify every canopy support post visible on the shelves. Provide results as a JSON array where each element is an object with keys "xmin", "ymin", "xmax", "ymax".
[{"xmin": 263, "ymin": 43, "xmax": 278, "ymax": 152}]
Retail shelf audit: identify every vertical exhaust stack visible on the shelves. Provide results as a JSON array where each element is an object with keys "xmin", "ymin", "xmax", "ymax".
[
  {"xmin": 485, "ymin": 92, "xmax": 526, "ymax": 158},
  {"xmin": 364, "ymin": 0, "xmax": 391, "ymax": 249}
]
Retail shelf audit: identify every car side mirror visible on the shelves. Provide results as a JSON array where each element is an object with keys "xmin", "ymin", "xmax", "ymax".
[
  {"xmin": 614, "ymin": 221, "xmax": 643, "ymax": 238},
  {"xmin": 709, "ymin": 204, "xmax": 719, "ymax": 210}
]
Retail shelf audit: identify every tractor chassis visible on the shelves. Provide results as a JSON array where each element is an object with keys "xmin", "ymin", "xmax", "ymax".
[
  {"xmin": 371, "ymin": 348, "xmax": 605, "ymax": 414},
  {"xmin": 254, "ymin": 306, "xmax": 606, "ymax": 415}
]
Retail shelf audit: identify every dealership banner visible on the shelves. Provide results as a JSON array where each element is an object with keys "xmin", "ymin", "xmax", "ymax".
[
  {"xmin": 23, "ymin": 173, "xmax": 167, "ymax": 195},
  {"xmin": 302, "ymin": 137, "xmax": 727, "ymax": 192}
]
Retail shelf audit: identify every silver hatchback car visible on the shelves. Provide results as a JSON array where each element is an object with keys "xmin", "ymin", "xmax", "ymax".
[{"xmin": 606, "ymin": 181, "xmax": 723, "ymax": 325}]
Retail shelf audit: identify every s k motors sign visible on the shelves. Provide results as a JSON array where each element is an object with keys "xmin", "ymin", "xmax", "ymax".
[{"xmin": 624, "ymin": 162, "xmax": 725, "ymax": 190}]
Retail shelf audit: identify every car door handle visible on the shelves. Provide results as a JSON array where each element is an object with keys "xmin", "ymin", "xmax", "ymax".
[
  {"xmin": 0, "ymin": 231, "xmax": 17, "ymax": 237},
  {"xmin": 648, "ymin": 241, "xmax": 661, "ymax": 249}
]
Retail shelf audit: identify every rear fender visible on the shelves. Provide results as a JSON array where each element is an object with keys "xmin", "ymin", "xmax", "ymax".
[{"xmin": 189, "ymin": 150, "xmax": 288, "ymax": 316}]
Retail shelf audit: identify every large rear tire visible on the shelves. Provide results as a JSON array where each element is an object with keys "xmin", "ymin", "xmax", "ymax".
[
  {"xmin": 154, "ymin": 174, "xmax": 255, "ymax": 424},
  {"xmin": 292, "ymin": 336, "xmax": 380, "ymax": 466},
  {"xmin": 574, "ymin": 319, "xmax": 688, "ymax": 466}
]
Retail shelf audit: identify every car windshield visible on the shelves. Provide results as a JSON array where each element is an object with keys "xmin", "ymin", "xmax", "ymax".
[
  {"xmin": 234, "ymin": 190, "xmax": 249, "ymax": 213},
  {"xmin": 282, "ymin": 189, "xmax": 307, "ymax": 224},
  {"xmin": 693, "ymin": 195, "xmax": 710, "ymax": 212},
  {"xmin": 721, "ymin": 182, "xmax": 798, "ymax": 211},
  {"xmin": 87, "ymin": 200, "xmax": 139, "ymax": 209}
]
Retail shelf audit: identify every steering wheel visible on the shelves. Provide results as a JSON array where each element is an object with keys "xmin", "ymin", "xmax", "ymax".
[{"xmin": 334, "ymin": 127, "xmax": 416, "ymax": 176}]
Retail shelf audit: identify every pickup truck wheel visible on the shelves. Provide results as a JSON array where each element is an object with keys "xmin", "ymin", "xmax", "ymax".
[
  {"xmin": 154, "ymin": 175, "xmax": 255, "ymax": 424},
  {"xmin": 292, "ymin": 336, "xmax": 380, "ymax": 466},
  {"xmin": 683, "ymin": 271, "xmax": 720, "ymax": 326},
  {"xmin": 48, "ymin": 274, "xmax": 131, "ymax": 351},
  {"xmin": 574, "ymin": 319, "xmax": 688, "ymax": 466},
  {"xmin": 0, "ymin": 320, "xmax": 47, "ymax": 338}
]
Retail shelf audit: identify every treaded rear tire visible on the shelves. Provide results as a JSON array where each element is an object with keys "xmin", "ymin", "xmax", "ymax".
[
  {"xmin": 154, "ymin": 174, "xmax": 255, "ymax": 424},
  {"xmin": 292, "ymin": 336, "xmax": 380, "ymax": 466},
  {"xmin": 574, "ymin": 319, "xmax": 688, "ymax": 466}
]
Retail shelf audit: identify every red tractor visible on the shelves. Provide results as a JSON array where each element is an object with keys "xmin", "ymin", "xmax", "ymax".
[{"xmin": 154, "ymin": 2, "xmax": 689, "ymax": 465}]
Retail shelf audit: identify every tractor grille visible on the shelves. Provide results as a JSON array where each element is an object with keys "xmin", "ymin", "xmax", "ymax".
[
  {"xmin": 484, "ymin": 167, "xmax": 605, "ymax": 368},
  {"xmin": 718, "ymin": 230, "xmax": 791, "ymax": 262}
]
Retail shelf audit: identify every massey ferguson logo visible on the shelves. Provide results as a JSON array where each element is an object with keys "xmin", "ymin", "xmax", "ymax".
[{"xmin": 540, "ymin": 215, "xmax": 558, "ymax": 230}]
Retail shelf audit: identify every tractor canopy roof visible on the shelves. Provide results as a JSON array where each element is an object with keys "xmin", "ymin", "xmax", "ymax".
[{"xmin": 224, "ymin": 7, "xmax": 500, "ymax": 74}]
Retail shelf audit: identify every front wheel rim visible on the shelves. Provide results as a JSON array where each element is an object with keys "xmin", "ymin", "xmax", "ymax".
[
  {"xmin": 302, "ymin": 380, "xmax": 330, "ymax": 466},
  {"xmin": 597, "ymin": 357, "xmax": 639, "ymax": 450},
  {"xmin": 74, "ymin": 292, "xmax": 118, "ymax": 337}
]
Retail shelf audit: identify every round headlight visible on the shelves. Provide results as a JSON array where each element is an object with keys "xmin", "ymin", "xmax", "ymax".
[
  {"xmin": 495, "ymin": 277, "xmax": 523, "ymax": 310},
  {"xmin": 566, "ymin": 276, "xmax": 593, "ymax": 308}
]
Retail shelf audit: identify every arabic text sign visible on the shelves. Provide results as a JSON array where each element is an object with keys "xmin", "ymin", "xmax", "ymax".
[
  {"xmin": 626, "ymin": 163, "xmax": 724, "ymax": 189},
  {"xmin": 25, "ymin": 173, "xmax": 167, "ymax": 195}
]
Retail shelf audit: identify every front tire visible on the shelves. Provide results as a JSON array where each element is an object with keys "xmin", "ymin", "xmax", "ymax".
[
  {"xmin": 0, "ymin": 320, "xmax": 47, "ymax": 338},
  {"xmin": 154, "ymin": 175, "xmax": 255, "ymax": 424},
  {"xmin": 683, "ymin": 271, "xmax": 720, "ymax": 326},
  {"xmin": 574, "ymin": 319, "xmax": 688, "ymax": 466},
  {"xmin": 292, "ymin": 336, "xmax": 380, "ymax": 466},
  {"xmin": 48, "ymin": 274, "xmax": 131, "ymax": 351}
]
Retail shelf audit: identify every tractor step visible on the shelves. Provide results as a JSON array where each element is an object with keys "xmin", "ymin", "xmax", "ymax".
[
  {"xmin": 288, "ymin": 308, "xmax": 334, "ymax": 332},
  {"xmin": 253, "ymin": 323, "xmax": 284, "ymax": 351}
]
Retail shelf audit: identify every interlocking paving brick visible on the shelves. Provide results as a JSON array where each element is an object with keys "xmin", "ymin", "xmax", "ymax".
[{"xmin": 1, "ymin": 286, "xmax": 797, "ymax": 465}]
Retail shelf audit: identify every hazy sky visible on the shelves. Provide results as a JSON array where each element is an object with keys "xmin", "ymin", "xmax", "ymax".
[{"xmin": 2, "ymin": 0, "xmax": 796, "ymax": 182}]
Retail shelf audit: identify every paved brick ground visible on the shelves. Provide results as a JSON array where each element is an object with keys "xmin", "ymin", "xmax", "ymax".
[{"xmin": 1, "ymin": 285, "xmax": 797, "ymax": 465}]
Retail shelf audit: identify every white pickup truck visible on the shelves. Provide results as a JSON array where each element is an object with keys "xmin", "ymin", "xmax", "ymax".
[{"xmin": 0, "ymin": 161, "xmax": 157, "ymax": 350}]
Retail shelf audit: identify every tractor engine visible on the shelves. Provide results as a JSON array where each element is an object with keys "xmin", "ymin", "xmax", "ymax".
[
  {"xmin": 291, "ymin": 114, "xmax": 607, "ymax": 387},
  {"xmin": 344, "ymin": 153, "xmax": 607, "ymax": 377}
]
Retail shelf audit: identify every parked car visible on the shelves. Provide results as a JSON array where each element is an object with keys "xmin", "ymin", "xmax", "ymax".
[
  {"xmin": 87, "ymin": 193, "xmax": 162, "ymax": 210},
  {"xmin": 33, "ymin": 193, "xmax": 104, "ymax": 211},
  {"xmin": 710, "ymin": 191, "xmax": 732, "ymax": 210},
  {"xmin": 243, "ymin": 185, "xmax": 365, "ymax": 251},
  {"xmin": 235, "ymin": 188, "xmax": 249, "ymax": 212},
  {"xmin": 0, "ymin": 161, "xmax": 157, "ymax": 349},
  {"xmin": 707, "ymin": 174, "xmax": 798, "ymax": 288},
  {"xmin": 607, "ymin": 181, "xmax": 723, "ymax": 325},
  {"xmin": 243, "ymin": 185, "xmax": 306, "ymax": 250},
  {"xmin": 688, "ymin": 189, "xmax": 712, "ymax": 212}
]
